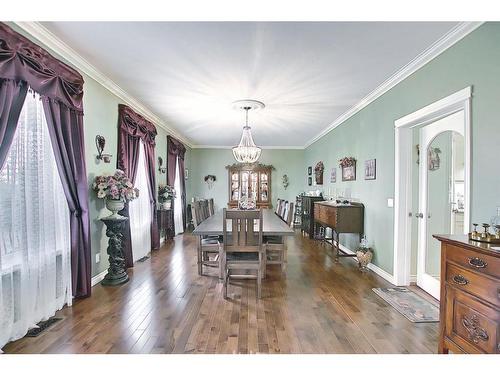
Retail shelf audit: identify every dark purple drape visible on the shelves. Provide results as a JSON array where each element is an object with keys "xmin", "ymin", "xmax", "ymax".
[
  {"xmin": 0, "ymin": 79, "xmax": 28, "ymax": 169},
  {"xmin": 167, "ymin": 135, "xmax": 187, "ymax": 230},
  {"xmin": 43, "ymin": 98, "xmax": 91, "ymax": 299},
  {"xmin": 0, "ymin": 22, "xmax": 91, "ymax": 298},
  {"xmin": 117, "ymin": 104, "xmax": 159, "ymax": 267}
]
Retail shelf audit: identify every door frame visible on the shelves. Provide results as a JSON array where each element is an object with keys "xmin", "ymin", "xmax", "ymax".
[{"xmin": 393, "ymin": 86, "xmax": 472, "ymax": 286}]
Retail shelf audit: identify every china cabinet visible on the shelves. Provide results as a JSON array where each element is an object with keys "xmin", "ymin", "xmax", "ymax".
[{"xmin": 226, "ymin": 163, "xmax": 274, "ymax": 208}]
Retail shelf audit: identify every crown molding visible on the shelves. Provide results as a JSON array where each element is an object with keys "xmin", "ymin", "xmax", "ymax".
[
  {"xmin": 14, "ymin": 21, "xmax": 484, "ymax": 151},
  {"xmin": 191, "ymin": 144, "xmax": 305, "ymax": 150},
  {"xmin": 13, "ymin": 21, "xmax": 194, "ymax": 148},
  {"xmin": 303, "ymin": 21, "xmax": 484, "ymax": 149}
]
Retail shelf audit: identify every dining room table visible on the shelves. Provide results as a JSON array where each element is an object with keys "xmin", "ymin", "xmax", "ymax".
[{"xmin": 192, "ymin": 208, "xmax": 295, "ymax": 278}]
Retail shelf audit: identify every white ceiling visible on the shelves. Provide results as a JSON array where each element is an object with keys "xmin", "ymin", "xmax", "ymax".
[{"xmin": 41, "ymin": 22, "xmax": 458, "ymax": 147}]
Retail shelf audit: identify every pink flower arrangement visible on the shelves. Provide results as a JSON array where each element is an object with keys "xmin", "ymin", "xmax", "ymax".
[
  {"xmin": 339, "ymin": 157, "xmax": 356, "ymax": 168},
  {"xmin": 92, "ymin": 170, "xmax": 139, "ymax": 202}
]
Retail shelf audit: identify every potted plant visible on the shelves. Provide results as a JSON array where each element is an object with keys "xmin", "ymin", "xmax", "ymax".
[
  {"xmin": 356, "ymin": 235, "xmax": 373, "ymax": 272},
  {"xmin": 92, "ymin": 170, "xmax": 139, "ymax": 218},
  {"xmin": 158, "ymin": 184, "xmax": 175, "ymax": 209}
]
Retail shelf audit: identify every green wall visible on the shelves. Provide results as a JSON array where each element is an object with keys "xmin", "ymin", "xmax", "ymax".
[
  {"xmin": 189, "ymin": 148, "xmax": 304, "ymax": 210},
  {"xmin": 8, "ymin": 23, "xmax": 188, "ymax": 278},
  {"xmin": 304, "ymin": 22, "xmax": 500, "ymax": 275}
]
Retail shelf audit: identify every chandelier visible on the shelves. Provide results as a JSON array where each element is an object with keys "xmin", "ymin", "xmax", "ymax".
[{"xmin": 232, "ymin": 100, "xmax": 264, "ymax": 163}]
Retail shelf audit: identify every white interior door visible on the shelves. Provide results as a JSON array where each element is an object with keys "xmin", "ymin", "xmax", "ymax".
[{"xmin": 417, "ymin": 110, "xmax": 465, "ymax": 300}]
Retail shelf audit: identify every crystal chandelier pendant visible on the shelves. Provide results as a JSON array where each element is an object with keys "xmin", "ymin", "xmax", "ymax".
[{"xmin": 231, "ymin": 100, "xmax": 264, "ymax": 164}]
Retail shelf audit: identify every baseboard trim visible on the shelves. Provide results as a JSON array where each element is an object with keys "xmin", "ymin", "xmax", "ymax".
[
  {"xmin": 337, "ymin": 243, "xmax": 396, "ymax": 285},
  {"xmin": 91, "ymin": 270, "xmax": 108, "ymax": 287}
]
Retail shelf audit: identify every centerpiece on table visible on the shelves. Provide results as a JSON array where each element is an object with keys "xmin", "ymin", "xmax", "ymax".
[
  {"xmin": 158, "ymin": 184, "xmax": 176, "ymax": 209},
  {"xmin": 92, "ymin": 170, "xmax": 139, "ymax": 219}
]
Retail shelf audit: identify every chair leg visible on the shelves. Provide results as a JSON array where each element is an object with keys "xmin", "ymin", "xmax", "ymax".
[
  {"xmin": 197, "ymin": 236, "xmax": 202, "ymax": 275},
  {"xmin": 257, "ymin": 267, "xmax": 262, "ymax": 299},
  {"xmin": 223, "ymin": 268, "xmax": 229, "ymax": 299},
  {"xmin": 262, "ymin": 245, "xmax": 267, "ymax": 279},
  {"xmin": 282, "ymin": 241, "xmax": 288, "ymax": 273},
  {"xmin": 218, "ymin": 245, "xmax": 224, "ymax": 280}
]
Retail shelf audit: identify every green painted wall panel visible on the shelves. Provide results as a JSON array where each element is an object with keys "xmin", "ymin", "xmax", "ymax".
[{"xmin": 304, "ymin": 22, "xmax": 500, "ymax": 275}]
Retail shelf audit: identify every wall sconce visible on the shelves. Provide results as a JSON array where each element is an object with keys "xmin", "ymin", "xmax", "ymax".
[
  {"xmin": 95, "ymin": 135, "xmax": 112, "ymax": 163},
  {"xmin": 158, "ymin": 156, "xmax": 167, "ymax": 174}
]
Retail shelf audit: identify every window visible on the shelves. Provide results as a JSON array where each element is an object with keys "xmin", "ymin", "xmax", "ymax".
[{"xmin": 0, "ymin": 92, "xmax": 71, "ymax": 347}]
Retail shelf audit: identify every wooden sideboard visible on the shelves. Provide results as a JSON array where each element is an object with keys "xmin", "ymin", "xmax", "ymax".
[
  {"xmin": 434, "ymin": 235, "xmax": 500, "ymax": 354},
  {"xmin": 226, "ymin": 163, "xmax": 273, "ymax": 209},
  {"xmin": 300, "ymin": 196, "xmax": 324, "ymax": 239},
  {"xmin": 157, "ymin": 209, "xmax": 174, "ymax": 242},
  {"xmin": 314, "ymin": 201, "xmax": 364, "ymax": 261}
]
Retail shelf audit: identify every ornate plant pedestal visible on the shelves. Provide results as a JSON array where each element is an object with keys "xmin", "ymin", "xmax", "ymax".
[{"xmin": 100, "ymin": 216, "xmax": 129, "ymax": 286}]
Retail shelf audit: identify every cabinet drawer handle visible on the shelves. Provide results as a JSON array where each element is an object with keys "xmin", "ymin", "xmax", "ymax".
[
  {"xmin": 452, "ymin": 274, "xmax": 469, "ymax": 285},
  {"xmin": 462, "ymin": 314, "xmax": 489, "ymax": 344},
  {"xmin": 468, "ymin": 257, "xmax": 487, "ymax": 269}
]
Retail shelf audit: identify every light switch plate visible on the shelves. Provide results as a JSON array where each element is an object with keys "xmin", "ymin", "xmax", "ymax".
[
  {"xmin": 95, "ymin": 253, "xmax": 100, "ymax": 263},
  {"xmin": 387, "ymin": 198, "xmax": 394, "ymax": 208}
]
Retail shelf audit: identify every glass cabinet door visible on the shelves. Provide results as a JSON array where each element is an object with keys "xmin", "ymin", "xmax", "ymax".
[
  {"xmin": 231, "ymin": 171, "xmax": 239, "ymax": 201},
  {"xmin": 260, "ymin": 172, "xmax": 269, "ymax": 202},
  {"xmin": 250, "ymin": 172, "xmax": 258, "ymax": 201},
  {"xmin": 240, "ymin": 171, "xmax": 249, "ymax": 200}
]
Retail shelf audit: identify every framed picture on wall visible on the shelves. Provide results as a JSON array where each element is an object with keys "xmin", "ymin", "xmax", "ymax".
[
  {"xmin": 330, "ymin": 167, "xmax": 337, "ymax": 183},
  {"xmin": 342, "ymin": 164, "xmax": 356, "ymax": 181},
  {"xmin": 308, "ymin": 166, "xmax": 312, "ymax": 176},
  {"xmin": 364, "ymin": 159, "xmax": 376, "ymax": 180},
  {"xmin": 308, "ymin": 177, "xmax": 312, "ymax": 186}
]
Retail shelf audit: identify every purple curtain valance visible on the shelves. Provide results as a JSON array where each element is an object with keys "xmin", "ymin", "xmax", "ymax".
[
  {"xmin": 0, "ymin": 23, "xmax": 84, "ymax": 112},
  {"xmin": 167, "ymin": 135, "xmax": 186, "ymax": 159},
  {"xmin": 118, "ymin": 104, "xmax": 157, "ymax": 145}
]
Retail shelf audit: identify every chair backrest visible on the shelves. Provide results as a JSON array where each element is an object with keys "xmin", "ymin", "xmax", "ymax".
[
  {"xmin": 280, "ymin": 200, "xmax": 288, "ymax": 219},
  {"xmin": 275, "ymin": 199, "xmax": 282, "ymax": 215},
  {"xmin": 223, "ymin": 208, "xmax": 263, "ymax": 253},
  {"xmin": 285, "ymin": 202, "xmax": 294, "ymax": 226},
  {"xmin": 200, "ymin": 199, "xmax": 209, "ymax": 221},
  {"xmin": 191, "ymin": 200, "xmax": 203, "ymax": 227},
  {"xmin": 208, "ymin": 198, "xmax": 215, "ymax": 216}
]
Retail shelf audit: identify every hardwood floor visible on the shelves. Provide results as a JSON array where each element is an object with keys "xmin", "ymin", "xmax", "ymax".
[{"xmin": 3, "ymin": 231, "xmax": 438, "ymax": 354}]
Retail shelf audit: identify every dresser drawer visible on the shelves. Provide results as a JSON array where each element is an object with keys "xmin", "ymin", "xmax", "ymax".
[
  {"xmin": 445, "ymin": 286, "xmax": 500, "ymax": 354},
  {"xmin": 446, "ymin": 243, "xmax": 500, "ymax": 279},
  {"xmin": 446, "ymin": 263, "xmax": 500, "ymax": 308}
]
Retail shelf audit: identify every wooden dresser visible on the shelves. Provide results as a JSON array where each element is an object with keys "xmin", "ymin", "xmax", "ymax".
[
  {"xmin": 300, "ymin": 196, "xmax": 324, "ymax": 239},
  {"xmin": 314, "ymin": 201, "xmax": 364, "ymax": 261},
  {"xmin": 434, "ymin": 235, "xmax": 500, "ymax": 354}
]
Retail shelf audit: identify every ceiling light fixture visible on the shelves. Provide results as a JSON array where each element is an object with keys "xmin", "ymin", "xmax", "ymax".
[{"xmin": 231, "ymin": 99, "xmax": 264, "ymax": 163}]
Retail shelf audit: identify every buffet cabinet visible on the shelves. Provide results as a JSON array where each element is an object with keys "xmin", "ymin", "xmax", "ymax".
[
  {"xmin": 434, "ymin": 235, "xmax": 500, "ymax": 354},
  {"xmin": 314, "ymin": 201, "xmax": 364, "ymax": 261},
  {"xmin": 226, "ymin": 163, "xmax": 274, "ymax": 209},
  {"xmin": 300, "ymin": 196, "xmax": 324, "ymax": 239}
]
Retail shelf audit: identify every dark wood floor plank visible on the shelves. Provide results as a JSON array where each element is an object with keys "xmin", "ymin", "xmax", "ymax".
[{"xmin": 2, "ymin": 231, "xmax": 438, "ymax": 354}]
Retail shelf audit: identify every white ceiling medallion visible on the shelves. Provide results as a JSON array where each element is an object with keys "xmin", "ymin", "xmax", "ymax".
[{"xmin": 231, "ymin": 100, "xmax": 265, "ymax": 163}]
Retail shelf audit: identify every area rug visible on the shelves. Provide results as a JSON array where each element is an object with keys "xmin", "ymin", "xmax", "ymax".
[
  {"xmin": 26, "ymin": 317, "xmax": 63, "ymax": 337},
  {"xmin": 372, "ymin": 287, "xmax": 439, "ymax": 323}
]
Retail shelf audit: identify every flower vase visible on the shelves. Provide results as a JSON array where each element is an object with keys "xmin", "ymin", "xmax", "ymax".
[
  {"xmin": 356, "ymin": 248, "xmax": 373, "ymax": 272},
  {"xmin": 105, "ymin": 198, "xmax": 125, "ymax": 219}
]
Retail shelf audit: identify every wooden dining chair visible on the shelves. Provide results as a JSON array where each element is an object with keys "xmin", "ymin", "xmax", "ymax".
[
  {"xmin": 192, "ymin": 201, "xmax": 221, "ymax": 276},
  {"xmin": 208, "ymin": 198, "xmax": 215, "ymax": 216},
  {"xmin": 280, "ymin": 200, "xmax": 288, "ymax": 219},
  {"xmin": 222, "ymin": 208, "xmax": 264, "ymax": 299},
  {"xmin": 265, "ymin": 202, "xmax": 293, "ymax": 273},
  {"xmin": 275, "ymin": 199, "xmax": 282, "ymax": 215}
]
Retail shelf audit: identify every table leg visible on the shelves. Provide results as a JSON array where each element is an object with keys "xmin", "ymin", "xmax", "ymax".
[
  {"xmin": 282, "ymin": 239, "xmax": 288, "ymax": 273},
  {"xmin": 197, "ymin": 235, "xmax": 202, "ymax": 275},
  {"xmin": 334, "ymin": 231, "xmax": 340, "ymax": 263}
]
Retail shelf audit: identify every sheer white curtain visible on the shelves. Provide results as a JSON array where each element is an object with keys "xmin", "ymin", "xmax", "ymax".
[
  {"xmin": 129, "ymin": 141, "xmax": 152, "ymax": 262},
  {"xmin": 0, "ymin": 93, "xmax": 72, "ymax": 349},
  {"xmin": 173, "ymin": 156, "xmax": 184, "ymax": 235}
]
